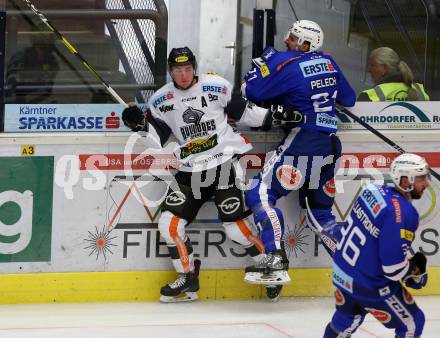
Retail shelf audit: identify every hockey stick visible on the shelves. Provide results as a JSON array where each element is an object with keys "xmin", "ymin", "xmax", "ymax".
[
  {"xmin": 21, "ymin": 0, "xmax": 128, "ymax": 107},
  {"xmin": 305, "ymin": 197, "xmax": 338, "ymax": 257},
  {"xmin": 336, "ymin": 103, "xmax": 440, "ymax": 182},
  {"xmin": 9, "ymin": 0, "xmax": 100, "ymax": 97}
]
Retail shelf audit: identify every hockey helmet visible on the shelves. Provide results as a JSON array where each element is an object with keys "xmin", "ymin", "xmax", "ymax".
[
  {"xmin": 390, "ymin": 153, "xmax": 430, "ymax": 192},
  {"xmin": 284, "ymin": 20, "xmax": 324, "ymax": 52},
  {"xmin": 167, "ymin": 47, "xmax": 197, "ymax": 70}
]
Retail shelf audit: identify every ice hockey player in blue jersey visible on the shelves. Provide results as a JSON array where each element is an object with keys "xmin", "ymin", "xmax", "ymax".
[
  {"xmin": 242, "ymin": 20, "xmax": 356, "ymax": 284},
  {"xmin": 324, "ymin": 153, "xmax": 430, "ymax": 338}
]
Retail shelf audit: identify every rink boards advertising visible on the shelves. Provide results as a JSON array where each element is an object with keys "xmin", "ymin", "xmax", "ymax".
[
  {"xmin": 5, "ymin": 101, "xmax": 440, "ymax": 132},
  {"xmin": 0, "ymin": 102, "xmax": 439, "ymax": 302}
]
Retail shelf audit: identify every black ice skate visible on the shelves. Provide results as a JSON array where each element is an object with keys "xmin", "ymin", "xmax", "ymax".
[
  {"xmin": 266, "ymin": 285, "xmax": 283, "ymax": 302},
  {"xmin": 244, "ymin": 251, "xmax": 291, "ymax": 285},
  {"xmin": 160, "ymin": 259, "xmax": 201, "ymax": 303}
]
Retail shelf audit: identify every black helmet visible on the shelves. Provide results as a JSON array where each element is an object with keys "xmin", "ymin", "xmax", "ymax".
[{"xmin": 167, "ymin": 47, "xmax": 197, "ymax": 70}]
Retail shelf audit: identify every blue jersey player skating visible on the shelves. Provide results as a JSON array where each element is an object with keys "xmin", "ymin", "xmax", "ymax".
[
  {"xmin": 243, "ymin": 20, "xmax": 356, "ymax": 285},
  {"xmin": 324, "ymin": 153, "xmax": 430, "ymax": 338}
]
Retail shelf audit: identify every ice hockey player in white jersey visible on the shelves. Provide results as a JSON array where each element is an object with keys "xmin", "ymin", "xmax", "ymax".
[{"xmin": 122, "ymin": 47, "xmax": 297, "ymax": 302}]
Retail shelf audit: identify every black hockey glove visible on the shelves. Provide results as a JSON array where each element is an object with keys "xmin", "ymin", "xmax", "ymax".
[
  {"xmin": 270, "ymin": 104, "xmax": 304, "ymax": 128},
  {"xmin": 403, "ymin": 252, "xmax": 428, "ymax": 290},
  {"xmin": 122, "ymin": 104, "xmax": 147, "ymax": 132}
]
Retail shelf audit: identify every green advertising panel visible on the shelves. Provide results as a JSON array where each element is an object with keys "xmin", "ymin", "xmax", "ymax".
[{"xmin": 0, "ymin": 157, "xmax": 54, "ymax": 262}]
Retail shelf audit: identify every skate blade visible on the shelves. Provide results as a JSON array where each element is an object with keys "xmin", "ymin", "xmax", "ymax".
[
  {"xmin": 266, "ymin": 285, "xmax": 282, "ymax": 303},
  {"xmin": 244, "ymin": 271, "xmax": 291, "ymax": 285},
  {"xmin": 160, "ymin": 292, "xmax": 198, "ymax": 303},
  {"xmin": 267, "ymin": 294, "xmax": 281, "ymax": 303}
]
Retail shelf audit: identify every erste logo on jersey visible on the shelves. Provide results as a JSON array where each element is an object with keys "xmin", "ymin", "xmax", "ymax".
[
  {"xmin": 180, "ymin": 107, "xmax": 216, "ymax": 141},
  {"xmin": 300, "ymin": 58, "xmax": 337, "ymax": 78},
  {"xmin": 152, "ymin": 91, "xmax": 174, "ymax": 108},
  {"xmin": 202, "ymin": 83, "xmax": 228, "ymax": 95},
  {"xmin": 360, "ymin": 186, "xmax": 386, "ymax": 218},
  {"xmin": 333, "ymin": 264, "xmax": 353, "ymax": 293}
]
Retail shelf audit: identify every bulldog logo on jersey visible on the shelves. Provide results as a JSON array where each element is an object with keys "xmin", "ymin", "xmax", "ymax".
[{"xmin": 183, "ymin": 107, "xmax": 205, "ymax": 124}]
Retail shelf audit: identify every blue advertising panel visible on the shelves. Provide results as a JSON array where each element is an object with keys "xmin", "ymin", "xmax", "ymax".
[{"xmin": 4, "ymin": 104, "xmax": 133, "ymax": 132}]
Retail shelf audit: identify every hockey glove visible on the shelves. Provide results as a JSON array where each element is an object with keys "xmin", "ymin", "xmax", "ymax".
[
  {"xmin": 403, "ymin": 252, "xmax": 428, "ymax": 290},
  {"xmin": 122, "ymin": 104, "xmax": 147, "ymax": 132},
  {"xmin": 270, "ymin": 104, "xmax": 304, "ymax": 128}
]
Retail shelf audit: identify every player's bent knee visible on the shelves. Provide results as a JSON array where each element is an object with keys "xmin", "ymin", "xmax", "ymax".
[
  {"xmin": 396, "ymin": 309, "xmax": 425, "ymax": 338},
  {"xmin": 415, "ymin": 309, "xmax": 426, "ymax": 337},
  {"xmin": 158, "ymin": 210, "xmax": 187, "ymax": 244},
  {"xmin": 223, "ymin": 221, "xmax": 251, "ymax": 246},
  {"xmin": 253, "ymin": 205, "xmax": 284, "ymax": 231}
]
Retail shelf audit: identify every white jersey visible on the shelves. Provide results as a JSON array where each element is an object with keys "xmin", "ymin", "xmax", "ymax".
[{"xmin": 149, "ymin": 73, "xmax": 253, "ymax": 172}]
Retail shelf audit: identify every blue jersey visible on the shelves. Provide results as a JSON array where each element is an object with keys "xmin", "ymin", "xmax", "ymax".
[
  {"xmin": 244, "ymin": 47, "xmax": 356, "ymax": 133},
  {"xmin": 333, "ymin": 184, "xmax": 419, "ymax": 293}
]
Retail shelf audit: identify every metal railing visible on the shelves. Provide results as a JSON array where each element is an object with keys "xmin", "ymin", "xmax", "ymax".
[{"xmin": 5, "ymin": 1, "xmax": 168, "ymax": 103}]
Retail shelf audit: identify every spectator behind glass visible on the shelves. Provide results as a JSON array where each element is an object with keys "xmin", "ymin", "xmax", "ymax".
[
  {"xmin": 6, "ymin": 33, "xmax": 59, "ymax": 103},
  {"xmin": 357, "ymin": 47, "xmax": 429, "ymax": 102}
]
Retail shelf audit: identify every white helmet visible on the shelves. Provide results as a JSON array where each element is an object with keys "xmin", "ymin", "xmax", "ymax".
[
  {"xmin": 390, "ymin": 153, "xmax": 429, "ymax": 192},
  {"xmin": 284, "ymin": 20, "xmax": 324, "ymax": 52}
]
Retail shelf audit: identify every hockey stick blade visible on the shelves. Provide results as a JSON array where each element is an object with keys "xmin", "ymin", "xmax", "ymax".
[{"xmin": 336, "ymin": 104, "xmax": 440, "ymax": 182}]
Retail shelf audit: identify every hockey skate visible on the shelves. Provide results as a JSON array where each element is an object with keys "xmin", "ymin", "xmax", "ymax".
[
  {"xmin": 160, "ymin": 259, "xmax": 201, "ymax": 303},
  {"xmin": 244, "ymin": 251, "xmax": 291, "ymax": 285},
  {"xmin": 266, "ymin": 285, "xmax": 283, "ymax": 302}
]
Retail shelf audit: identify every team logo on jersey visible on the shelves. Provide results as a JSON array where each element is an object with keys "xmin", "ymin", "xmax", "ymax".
[
  {"xmin": 299, "ymin": 58, "xmax": 337, "ymax": 78},
  {"xmin": 276, "ymin": 165, "xmax": 303, "ymax": 190},
  {"xmin": 360, "ymin": 186, "xmax": 386, "ymax": 218},
  {"xmin": 324, "ymin": 178, "xmax": 336, "ymax": 198},
  {"xmin": 180, "ymin": 107, "xmax": 216, "ymax": 141},
  {"xmin": 183, "ymin": 107, "xmax": 204, "ymax": 124},
  {"xmin": 218, "ymin": 197, "xmax": 241, "ymax": 215},
  {"xmin": 334, "ymin": 288, "xmax": 345, "ymax": 306},
  {"xmin": 402, "ymin": 287, "xmax": 415, "ymax": 304},
  {"xmin": 166, "ymin": 191, "xmax": 186, "ymax": 206},
  {"xmin": 365, "ymin": 308, "xmax": 391, "ymax": 323}
]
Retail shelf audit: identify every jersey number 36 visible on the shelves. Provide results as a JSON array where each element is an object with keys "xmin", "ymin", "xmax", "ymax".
[{"xmin": 337, "ymin": 217, "xmax": 367, "ymax": 266}]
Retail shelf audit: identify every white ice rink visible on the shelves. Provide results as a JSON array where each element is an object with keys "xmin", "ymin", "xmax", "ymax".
[{"xmin": 0, "ymin": 296, "xmax": 438, "ymax": 338}]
